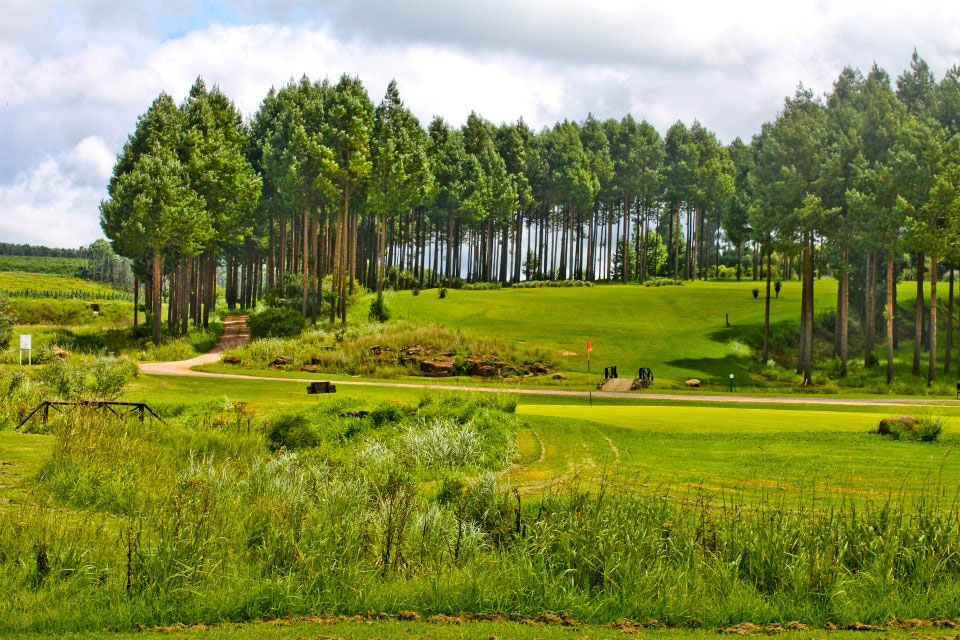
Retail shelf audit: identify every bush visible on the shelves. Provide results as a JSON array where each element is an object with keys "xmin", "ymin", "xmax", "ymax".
[
  {"xmin": 438, "ymin": 287, "xmax": 448, "ymax": 299},
  {"xmin": 266, "ymin": 411, "xmax": 320, "ymax": 450},
  {"xmin": 916, "ymin": 414, "xmax": 945, "ymax": 442},
  {"xmin": 752, "ymin": 288, "xmax": 760, "ymax": 299},
  {"xmin": 462, "ymin": 282, "xmax": 501, "ymax": 290},
  {"xmin": 0, "ymin": 293, "xmax": 14, "ymax": 348},
  {"xmin": 38, "ymin": 356, "xmax": 86, "ymax": 400},
  {"xmin": 249, "ymin": 307, "xmax": 304, "ymax": 339},
  {"xmin": 643, "ymin": 278, "xmax": 683, "ymax": 288},
  {"xmin": 89, "ymin": 355, "xmax": 139, "ymax": 400},
  {"xmin": 368, "ymin": 292, "xmax": 391, "ymax": 323},
  {"xmin": 510, "ymin": 279, "xmax": 595, "ymax": 289}
]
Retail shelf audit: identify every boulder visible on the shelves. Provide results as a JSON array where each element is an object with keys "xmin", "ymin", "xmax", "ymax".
[
  {"xmin": 529, "ymin": 363, "xmax": 548, "ymax": 375},
  {"xmin": 51, "ymin": 347, "xmax": 70, "ymax": 359},
  {"xmin": 368, "ymin": 345, "xmax": 390, "ymax": 356},
  {"xmin": 223, "ymin": 355, "xmax": 241, "ymax": 364},
  {"xmin": 420, "ymin": 356, "xmax": 454, "ymax": 376},
  {"xmin": 300, "ymin": 365, "xmax": 319, "ymax": 373},
  {"xmin": 552, "ymin": 373, "xmax": 567, "ymax": 380},
  {"xmin": 269, "ymin": 355, "xmax": 291, "ymax": 367},
  {"xmin": 399, "ymin": 344, "xmax": 425, "ymax": 363},
  {"xmin": 685, "ymin": 378, "xmax": 701, "ymax": 388},
  {"xmin": 878, "ymin": 415, "xmax": 917, "ymax": 435}
]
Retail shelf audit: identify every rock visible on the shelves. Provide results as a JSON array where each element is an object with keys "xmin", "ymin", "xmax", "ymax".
[
  {"xmin": 399, "ymin": 344, "xmax": 426, "ymax": 363},
  {"xmin": 51, "ymin": 347, "xmax": 70, "ymax": 359},
  {"xmin": 223, "ymin": 355, "xmax": 241, "ymax": 364},
  {"xmin": 420, "ymin": 356, "xmax": 454, "ymax": 376},
  {"xmin": 368, "ymin": 345, "xmax": 390, "ymax": 356},
  {"xmin": 685, "ymin": 378, "xmax": 701, "ymax": 387},
  {"xmin": 529, "ymin": 364, "xmax": 548, "ymax": 375},
  {"xmin": 552, "ymin": 373, "xmax": 567, "ymax": 380},
  {"xmin": 269, "ymin": 355, "xmax": 291, "ymax": 367},
  {"xmin": 319, "ymin": 345, "xmax": 336, "ymax": 352},
  {"xmin": 300, "ymin": 365, "xmax": 319, "ymax": 373},
  {"xmin": 878, "ymin": 415, "xmax": 917, "ymax": 435}
]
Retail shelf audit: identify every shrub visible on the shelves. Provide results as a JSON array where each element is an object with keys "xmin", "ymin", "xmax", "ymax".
[
  {"xmin": 0, "ymin": 294, "xmax": 15, "ymax": 348},
  {"xmin": 38, "ymin": 356, "xmax": 85, "ymax": 399},
  {"xmin": 267, "ymin": 411, "xmax": 320, "ymax": 450},
  {"xmin": 249, "ymin": 307, "xmax": 304, "ymax": 339},
  {"xmin": 412, "ymin": 286, "xmax": 420, "ymax": 296},
  {"xmin": 461, "ymin": 282, "xmax": 502, "ymax": 290},
  {"xmin": 752, "ymin": 288, "xmax": 760, "ymax": 299},
  {"xmin": 89, "ymin": 355, "xmax": 139, "ymax": 400},
  {"xmin": 916, "ymin": 414, "xmax": 945, "ymax": 442},
  {"xmin": 774, "ymin": 280, "xmax": 782, "ymax": 297},
  {"xmin": 368, "ymin": 292, "xmax": 391, "ymax": 323},
  {"xmin": 439, "ymin": 287, "xmax": 448, "ymax": 299}
]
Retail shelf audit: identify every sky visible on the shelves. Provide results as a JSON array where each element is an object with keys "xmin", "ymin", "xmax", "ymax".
[{"xmin": 1, "ymin": 0, "xmax": 959, "ymax": 249}]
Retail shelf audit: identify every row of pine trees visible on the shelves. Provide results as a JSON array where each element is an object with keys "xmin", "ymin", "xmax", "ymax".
[{"xmin": 100, "ymin": 52, "xmax": 960, "ymax": 385}]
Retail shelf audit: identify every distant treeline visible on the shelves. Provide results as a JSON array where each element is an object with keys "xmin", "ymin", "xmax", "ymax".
[
  {"xmin": 0, "ymin": 243, "xmax": 88, "ymax": 258},
  {"xmin": 0, "ymin": 240, "xmax": 134, "ymax": 292}
]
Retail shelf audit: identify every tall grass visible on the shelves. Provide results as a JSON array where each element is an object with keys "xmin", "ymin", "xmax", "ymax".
[
  {"xmin": 222, "ymin": 321, "xmax": 557, "ymax": 378},
  {"xmin": 4, "ymin": 394, "xmax": 960, "ymax": 634}
]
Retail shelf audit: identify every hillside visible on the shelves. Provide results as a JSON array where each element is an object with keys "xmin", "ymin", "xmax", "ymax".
[
  {"xmin": 0, "ymin": 255, "xmax": 87, "ymax": 275},
  {"xmin": 0, "ymin": 272, "xmax": 131, "ymax": 299},
  {"xmin": 371, "ymin": 279, "xmax": 935, "ymax": 388}
]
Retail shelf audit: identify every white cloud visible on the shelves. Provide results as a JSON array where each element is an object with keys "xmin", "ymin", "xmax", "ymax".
[
  {"xmin": 1, "ymin": 1, "xmax": 959, "ymax": 247},
  {"xmin": 0, "ymin": 156, "xmax": 105, "ymax": 248}
]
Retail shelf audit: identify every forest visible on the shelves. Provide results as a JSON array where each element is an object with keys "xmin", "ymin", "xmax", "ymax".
[{"xmin": 100, "ymin": 51, "xmax": 960, "ymax": 386}]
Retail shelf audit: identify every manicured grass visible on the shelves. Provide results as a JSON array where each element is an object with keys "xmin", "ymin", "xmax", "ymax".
[
  {"xmin": 368, "ymin": 280, "xmax": 830, "ymax": 382},
  {"xmin": 370, "ymin": 279, "xmax": 947, "ymax": 390},
  {"xmin": 515, "ymin": 404, "xmax": 959, "ymax": 503},
  {"xmin": 1, "ymin": 619, "xmax": 948, "ymax": 640}
]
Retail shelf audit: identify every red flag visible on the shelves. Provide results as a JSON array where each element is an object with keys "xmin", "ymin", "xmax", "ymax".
[{"xmin": 586, "ymin": 340, "xmax": 593, "ymax": 353}]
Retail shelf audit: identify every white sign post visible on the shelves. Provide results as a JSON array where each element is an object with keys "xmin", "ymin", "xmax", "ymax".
[{"xmin": 19, "ymin": 334, "xmax": 32, "ymax": 365}]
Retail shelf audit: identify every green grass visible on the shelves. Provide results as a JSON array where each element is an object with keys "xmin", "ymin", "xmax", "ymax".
[
  {"xmin": 365, "ymin": 280, "xmax": 834, "ymax": 382},
  {"xmin": 368, "ymin": 279, "xmax": 953, "ymax": 393},
  {"xmin": 0, "ymin": 256, "xmax": 86, "ymax": 276},
  {"xmin": 2, "ymin": 619, "xmax": 953, "ymax": 640},
  {"xmin": 0, "ymin": 272, "xmax": 129, "ymax": 297},
  {"xmin": 120, "ymin": 374, "xmax": 960, "ymax": 504},
  {"xmin": 0, "ymin": 431, "xmax": 50, "ymax": 508},
  {"xmin": 5, "ymin": 371, "xmax": 960, "ymax": 634},
  {"xmin": 514, "ymin": 404, "xmax": 959, "ymax": 503}
]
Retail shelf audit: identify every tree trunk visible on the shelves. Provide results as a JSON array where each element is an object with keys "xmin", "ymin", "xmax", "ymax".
[
  {"xmin": 863, "ymin": 254, "xmax": 874, "ymax": 367},
  {"xmin": 151, "ymin": 247, "xmax": 162, "ymax": 345},
  {"xmin": 947, "ymin": 266, "xmax": 954, "ymax": 375},
  {"xmin": 763, "ymin": 251, "xmax": 772, "ymax": 363},
  {"xmin": 133, "ymin": 275, "xmax": 139, "ymax": 327},
  {"xmin": 886, "ymin": 258, "xmax": 895, "ymax": 384},
  {"xmin": 929, "ymin": 253, "xmax": 938, "ymax": 384},
  {"xmin": 803, "ymin": 235, "xmax": 814, "ymax": 385},
  {"xmin": 278, "ymin": 213, "xmax": 286, "ymax": 285},
  {"xmin": 840, "ymin": 247, "xmax": 849, "ymax": 377},
  {"xmin": 914, "ymin": 252, "xmax": 924, "ymax": 376}
]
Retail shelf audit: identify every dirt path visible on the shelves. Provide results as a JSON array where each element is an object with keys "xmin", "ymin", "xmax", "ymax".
[
  {"xmin": 139, "ymin": 316, "xmax": 959, "ymax": 407},
  {"xmin": 139, "ymin": 315, "xmax": 250, "ymax": 376}
]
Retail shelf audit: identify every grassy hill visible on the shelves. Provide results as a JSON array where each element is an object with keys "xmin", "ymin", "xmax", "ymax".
[
  {"xmin": 371, "ymin": 279, "xmax": 941, "ymax": 387},
  {"xmin": 0, "ymin": 271, "xmax": 132, "ymax": 299},
  {"xmin": 0, "ymin": 255, "xmax": 86, "ymax": 275}
]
